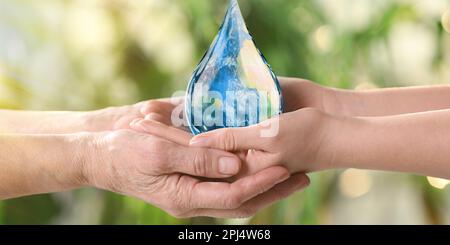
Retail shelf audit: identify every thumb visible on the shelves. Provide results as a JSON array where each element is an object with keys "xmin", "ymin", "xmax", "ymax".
[
  {"xmin": 189, "ymin": 125, "xmax": 267, "ymax": 151},
  {"xmin": 168, "ymin": 145, "xmax": 242, "ymax": 178}
]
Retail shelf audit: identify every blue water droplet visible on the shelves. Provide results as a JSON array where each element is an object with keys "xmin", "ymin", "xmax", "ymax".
[{"xmin": 186, "ymin": 0, "xmax": 284, "ymax": 135}]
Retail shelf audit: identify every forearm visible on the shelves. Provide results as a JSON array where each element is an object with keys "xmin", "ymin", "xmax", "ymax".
[
  {"xmin": 281, "ymin": 77, "xmax": 450, "ymax": 116},
  {"xmin": 329, "ymin": 86, "xmax": 450, "ymax": 117},
  {"xmin": 0, "ymin": 109, "xmax": 115, "ymax": 134},
  {"xmin": 0, "ymin": 133, "xmax": 89, "ymax": 199},
  {"xmin": 328, "ymin": 110, "xmax": 450, "ymax": 179}
]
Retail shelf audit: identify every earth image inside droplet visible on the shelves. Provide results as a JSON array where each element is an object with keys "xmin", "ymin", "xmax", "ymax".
[{"xmin": 186, "ymin": 0, "xmax": 284, "ymax": 135}]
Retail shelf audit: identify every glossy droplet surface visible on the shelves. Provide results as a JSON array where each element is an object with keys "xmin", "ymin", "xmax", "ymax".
[{"xmin": 186, "ymin": 0, "xmax": 283, "ymax": 135}]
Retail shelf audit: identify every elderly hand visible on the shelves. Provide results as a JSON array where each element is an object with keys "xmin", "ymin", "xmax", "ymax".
[
  {"xmin": 78, "ymin": 98, "xmax": 180, "ymax": 132},
  {"xmin": 82, "ymin": 129, "xmax": 309, "ymax": 218}
]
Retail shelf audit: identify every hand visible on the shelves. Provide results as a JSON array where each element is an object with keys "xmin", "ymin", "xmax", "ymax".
[
  {"xmin": 278, "ymin": 77, "xmax": 335, "ymax": 113},
  {"xmin": 188, "ymin": 108, "xmax": 337, "ymax": 174},
  {"xmin": 85, "ymin": 98, "xmax": 180, "ymax": 131},
  {"xmin": 132, "ymin": 96, "xmax": 330, "ymax": 175},
  {"xmin": 138, "ymin": 97, "xmax": 186, "ymax": 129},
  {"xmin": 135, "ymin": 79, "xmax": 334, "ymax": 126},
  {"xmin": 83, "ymin": 129, "xmax": 310, "ymax": 218}
]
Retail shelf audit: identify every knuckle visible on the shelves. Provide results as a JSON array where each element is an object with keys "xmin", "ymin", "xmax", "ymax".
[
  {"xmin": 151, "ymin": 141, "xmax": 172, "ymax": 172},
  {"xmin": 192, "ymin": 151, "xmax": 210, "ymax": 176},
  {"xmin": 219, "ymin": 130, "xmax": 237, "ymax": 151},
  {"xmin": 151, "ymin": 138, "xmax": 168, "ymax": 152},
  {"xmin": 153, "ymin": 135, "xmax": 174, "ymax": 151},
  {"xmin": 154, "ymin": 159, "xmax": 170, "ymax": 173},
  {"xmin": 155, "ymin": 161, "xmax": 172, "ymax": 174}
]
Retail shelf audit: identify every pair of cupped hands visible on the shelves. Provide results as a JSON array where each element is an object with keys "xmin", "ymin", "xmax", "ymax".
[{"xmin": 91, "ymin": 78, "xmax": 333, "ymax": 218}]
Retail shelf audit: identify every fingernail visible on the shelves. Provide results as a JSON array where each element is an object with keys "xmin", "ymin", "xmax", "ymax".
[
  {"xmin": 189, "ymin": 136, "xmax": 209, "ymax": 147},
  {"xmin": 218, "ymin": 157, "xmax": 240, "ymax": 175}
]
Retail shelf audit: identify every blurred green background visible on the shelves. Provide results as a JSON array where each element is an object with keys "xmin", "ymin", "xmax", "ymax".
[{"xmin": 1, "ymin": 0, "xmax": 450, "ymax": 224}]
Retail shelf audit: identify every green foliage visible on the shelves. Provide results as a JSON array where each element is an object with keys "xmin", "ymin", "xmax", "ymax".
[
  {"xmin": 2, "ymin": 195, "xmax": 61, "ymax": 225},
  {"xmin": 0, "ymin": 201, "xmax": 3, "ymax": 223}
]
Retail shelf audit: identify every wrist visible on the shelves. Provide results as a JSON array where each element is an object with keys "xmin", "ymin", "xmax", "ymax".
[
  {"xmin": 64, "ymin": 133, "xmax": 97, "ymax": 188},
  {"xmin": 75, "ymin": 131, "xmax": 125, "ymax": 192},
  {"xmin": 279, "ymin": 77, "xmax": 344, "ymax": 115},
  {"xmin": 292, "ymin": 108, "xmax": 340, "ymax": 172},
  {"xmin": 316, "ymin": 113, "xmax": 369, "ymax": 170},
  {"xmin": 0, "ymin": 134, "xmax": 94, "ymax": 199},
  {"xmin": 280, "ymin": 78, "xmax": 319, "ymax": 112},
  {"xmin": 69, "ymin": 132, "xmax": 108, "ymax": 189},
  {"xmin": 320, "ymin": 87, "xmax": 358, "ymax": 117},
  {"xmin": 34, "ymin": 133, "xmax": 95, "ymax": 190}
]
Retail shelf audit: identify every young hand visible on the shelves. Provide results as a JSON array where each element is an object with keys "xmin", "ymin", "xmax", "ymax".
[
  {"xmin": 279, "ymin": 77, "xmax": 334, "ymax": 113},
  {"xmin": 188, "ymin": 108, "xmax": 338, "ymax": 174}
]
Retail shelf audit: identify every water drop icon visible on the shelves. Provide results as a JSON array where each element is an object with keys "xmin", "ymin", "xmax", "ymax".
[{"xmin": 186, "ymin": 0, "xmax": 284, "ymax": 135}]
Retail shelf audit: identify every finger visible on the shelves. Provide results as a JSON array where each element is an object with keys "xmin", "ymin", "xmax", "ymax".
[
  {"xmin": 187, "ymin": 166, "xmax": 290, "ymax": 209},
  {"xmin": 183, "ymin": 173, "xmax": 310, "ymax": 218},
  {"xmin": 131, "ymin": 119, "xmax": 243, "ymax": 178},
  {"xmin": 140, "ymin": 100, "xmax": 178, "ymax": 116},
  {"xmin": 140, "ymin": 99, "xmax": 187, "ymax": 129},
  {"xmin": 129, "ymin": 118, "xmax": 143, "ymax": 126},
  {"xmin": 232, "ymin": 150, "xmax": 282, "ymax": 179},
  {"xmin": 131, "ymin": 118, "xmax": 192, "ymax": 146},
  {"xmin": 166, "ymin": 144, "xmax": 242, "ymax": 178},
  {"xmin": 144, "ymin": 113, "xmax": 173, "ymax": 126},
  {"xmin": 145, "ymin": 113, "xmax": 164, "ymax": 121},
  {"xmin": 189, "ymin": 125, "xmax": 268, "ymax": 152}
]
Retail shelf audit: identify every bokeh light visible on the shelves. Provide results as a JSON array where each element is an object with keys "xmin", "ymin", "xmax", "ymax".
[
  {"xmin": 427, "ymin": 177, "xmax": 450, "ymax": 189},
  {"xmin": 442, "ymin": 10, "xmax": 450, "ymax": 33},
  {"xmin": 313, "ymin": 25, "xmax": 333, "ymax": 53},
  {"xmin": 339, "ymin": 169, "xmax": 373, "ymax": 198}
]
